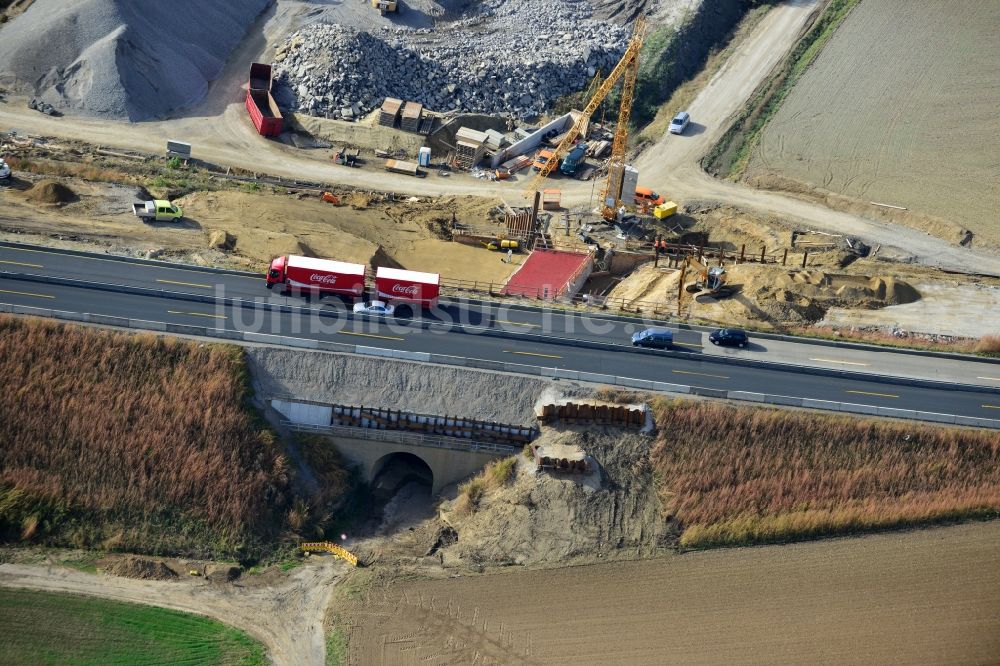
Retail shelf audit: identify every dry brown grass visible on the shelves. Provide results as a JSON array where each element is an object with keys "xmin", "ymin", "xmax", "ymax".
[
  {"xmin": 788, "ymin": 324, "xmax": 980, "ymax": 354},
  {"xmin": 650, "ymin": 398, "xmax": 1000, "ymax": 549},
  {"xmin": 453, "ymin": 457, "xmax": 517, "ymax": 517},
  {"xmin": 974, "ymin": 334, "xmax": 1000, "ymax": 356},
  {"xmin": 0, "ymin": 316, "xmax": 292, "ymax": 559}
]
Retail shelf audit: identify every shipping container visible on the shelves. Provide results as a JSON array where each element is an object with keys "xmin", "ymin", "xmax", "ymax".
[
  {"xmin": 246, "ymin": 62, "xmax": 283, "ymax": 136},
  {"xmin": 266, "ymin": 255, "xmax": 365, "ymax": 296},
  {"xmin": 375, "ymin": 266, "xmax": 440, "ymax": 308}
]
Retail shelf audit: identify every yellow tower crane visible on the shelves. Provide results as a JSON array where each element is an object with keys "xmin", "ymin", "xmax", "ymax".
[
  {"xmin": 600, "ymin": 19, "xmax": 646, "ymax": 221},
  {"xmin": 523, "ymin": 18, "xmax": 647, "ymax": 198}
]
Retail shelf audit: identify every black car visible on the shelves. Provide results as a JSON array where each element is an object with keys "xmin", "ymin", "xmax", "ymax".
[{"xmin": 709, "ymin": 328, "xmax": 748, "ymax": 348}]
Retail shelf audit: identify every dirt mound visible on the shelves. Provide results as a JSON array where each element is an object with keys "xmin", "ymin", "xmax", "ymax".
[
  {"xmin": 438, "ymin": 426, "xmax": 670, "ymax": 568},
  {"xmin": 106, "ymin": 557, "xmax": 177, "ymax": 581},
  {"xmin": 207, "ymin": 229, "xmax": 235, "ymax": 251},
  {"xmin": 23, "ymin": 180, "xmax": 76, "ymax": 205}
]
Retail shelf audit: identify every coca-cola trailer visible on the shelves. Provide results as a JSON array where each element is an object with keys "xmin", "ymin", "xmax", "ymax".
[
  {"xmin": 375, "ymin": 267, "xmax": 440, "ymax": 309},
  {"xmin": 266, "ymin": 255, "xmax": 366, "ymax": 296}
]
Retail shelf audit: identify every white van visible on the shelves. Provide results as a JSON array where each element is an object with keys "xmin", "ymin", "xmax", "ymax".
[{"xmin": 669, "ymin": 111, "xmax": 690, "ymax": 135}]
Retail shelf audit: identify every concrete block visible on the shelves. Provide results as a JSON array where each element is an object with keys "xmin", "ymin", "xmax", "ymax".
[
  {"xmin": 507, "ymin": 363, "xmax": 542, "ymax": 375},
  {"xmin": 954, "ymin": 415, "xmax": 998, "ymax": 429},
  {"xmin": 539, "ymin": 367, "xmax": 559, "ymax": 377},
  {"xmin": 11, "ymin": 305, "xmax": 50, "ymax": 317},
  {"xmin": 614, "ymin": 377, "xmax": 655, "ymax": 390},
  {"xmin": 839, "ymin": 402, "xmax": 878, "ymax": 416},
  {"xmin": 652, "ymin": 382, "xmax": 691, "ymax": 394},
  {"xmin": 802, "ymin": 398, "xmax": 839, "ymax": 411},
  {"xmin": 393, "ymin": 350, "xmax": 432, "ymax": 362},
  {"xmin": 554, "ymin": 369, "xmax": 580, "ymax": 381},
  {"xmin": 691, "ymin": 386, "xmax": 727, "ymax": 399},
  {"xmin": 243, "ymin": 332, "xmax": 285, "ymax": 345},
  {"xmin": 280, "ymin": 336, "xmax": 318, "ymax": 349},
  {"xmin": 317, "ymin": 341, "xmax": 351, "ymax": 353},
  {"xmin": 129, "ymin": 319, "xmax": 167, "ymax": 332},
  {"xmin": 763, "ymin": 394, "xmax": 804, "ymax": 408},
  {"xmin": 576, "ymin": 372, "xmax": 616, "ymax": 384},
  {"xmin": 876, "ymin": 407, "xmax": 918, "ymax": 420},
  {"xmin": 85, "ymin": 314, "xmax": 129, "ymax": 327},
  {"xmin": 355, "ymin": 345, "xmax": 398, "ymax": 359},
  {"xmin": 165, "ymin": 323, "xmax": 207, "ymax": 336},
  {"xmin": 432, "ymin": 355, "xmax": 465, "ymax": 366},
  {"xmin": 727, "ymin": 391, "xmax": 765, "ymax": 402},
  {"xmin": 916, "ymin": 411, "xmax": 957, "ymax": 424},
  {"xmin": 50, "ymin": 309, "xmax": 85, "ymax": 321}
]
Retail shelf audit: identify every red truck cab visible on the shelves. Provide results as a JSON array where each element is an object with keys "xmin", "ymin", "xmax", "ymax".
[{"xmin": 267, "ymin": 255, "xmax": 365, "ymax": 297}]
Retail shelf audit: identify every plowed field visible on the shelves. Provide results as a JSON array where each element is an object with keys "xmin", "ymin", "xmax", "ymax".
[
  {"xmin": 345, "ymin": 522, "xmax": 1000, "ymax": 665},
  {"xmin": 747, "ymin": 0, "xmax": 1000, "ymax": 248}
]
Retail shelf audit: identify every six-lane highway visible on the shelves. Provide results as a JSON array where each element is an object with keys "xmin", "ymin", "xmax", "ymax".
[{"xmin": 1, "ymin": 242, "xmax": 998, "ymax": 422}]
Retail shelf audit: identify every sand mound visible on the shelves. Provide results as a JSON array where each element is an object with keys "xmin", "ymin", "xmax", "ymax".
[
  {"xmin": 106, "ymin": 556, "xmax": 177, "ymax": 581},
  {"xmin": 208, "ymin": 229, "xmax": 236, "ymax": 251},
  {"xmin": 24, "ymin": 179, "xmax": 76, "ymax": 204},
  {"xmin": 0, "ymin": 0, "xmax": 268, "ymax": 120}
]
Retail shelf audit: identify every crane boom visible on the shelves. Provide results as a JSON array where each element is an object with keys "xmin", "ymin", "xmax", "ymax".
[
  {"xmin": 523, "ymin": 18, "xmax": 647, "ymax": 196},
  {"xmin": 601, "ymin": 17, "xmax": 646, "ymax": 220}
]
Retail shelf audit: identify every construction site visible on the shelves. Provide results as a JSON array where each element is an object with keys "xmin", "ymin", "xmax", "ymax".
[{"xmin": 0, "ymin": 0, "xmax": 999, "ymax": 664}]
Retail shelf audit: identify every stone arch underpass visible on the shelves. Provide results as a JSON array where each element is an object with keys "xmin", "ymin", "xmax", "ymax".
[{"xmin": 271, "ymin": 399, "xmax": 527, "ymax": 495}]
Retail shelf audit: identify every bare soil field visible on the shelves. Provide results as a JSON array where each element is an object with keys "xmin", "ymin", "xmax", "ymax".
[
  {"xmin": 342, "ymin": 521, "xmax": 1000, "ymax": 665},
  {"xmin": 745, "ymin": 0, "xmax": 1000, "ymax": 249}
]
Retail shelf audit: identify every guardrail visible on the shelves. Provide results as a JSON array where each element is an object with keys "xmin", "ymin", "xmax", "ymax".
[
  {"xmin": 2, "ymin": 269, "xmax": 999, "ymax": 396},
  {"xmin": 281, "ymin": 421, "xmax": 520, "ymax": 455},
  {"xmin": 2, "ymin": 301, "xmax": 998, "ymax": 430}
]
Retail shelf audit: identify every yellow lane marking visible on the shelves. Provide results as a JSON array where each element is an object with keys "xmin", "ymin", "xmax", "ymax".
[
  {"xmin": 505, "ymin": 350, "xmax": 562, "ymax": 359},
  {"xmin": 6, "ymin": 247, "xmax": 259, "ymax": 279},
  {"xmin": 982, "ymin": 404, "xmax": 1000, "ymax": 410},
  {"xmin": 156, "ymin": 279, "xmax": 213, "ymax": 289},
  {"xmin": 338, "ymin": 330, "xmax": 404, "ymax": 341},
  {"xmin": 978, "ymin": 377, "xmax": 1000, "ymax": 382},
  {"xmin": 673, "ymin": 341, "xmax": 703, "ymax": 348},
  {"xmin": 0, "ymin": 259, "xmax": 43, "ymax": 268},
  {"xmin": 167, "ymin": 310, "xmax": 227, "ymax": 320},
  {"xmin": 673, "ymin": 369, "xmax": 728, "ymax": 379},
  {"xmin": 846, "ymin": 389, "xmax": 898, "ymax": 399},
  {"xmin": 0, "ymin": 288, "xmax": 55, "ymax": 299},
  {"xmin": 810, "ymin": 357, "xmax": 870, "ymax": 367},
  {"xmin": 496, "ymin": 319, "xmax": 540, "ymax": 328}
]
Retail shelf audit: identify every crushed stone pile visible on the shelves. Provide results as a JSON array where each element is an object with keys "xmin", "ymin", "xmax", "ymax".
[
  {"xmin": 106, "ymin": 557, "xmax": 178, "ymax": 580},
  {"xmin": 274, "ymin": 0, "xmax": 629, "ymax": 120},
  {"xmin": 0, "ymin": 0, "xmax": 268, "ymax": 120}
]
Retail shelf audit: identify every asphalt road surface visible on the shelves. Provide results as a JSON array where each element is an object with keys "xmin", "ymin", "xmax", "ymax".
[{"xmin": 1, "ymin": 260, "xmax": 998, "ymax": 421}]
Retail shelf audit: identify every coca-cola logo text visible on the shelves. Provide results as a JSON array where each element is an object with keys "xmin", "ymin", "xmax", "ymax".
[
  {"xmin": 391, "ymin": 283, "xmax": 420, "ymax": 296},
  {"xmin": 309, "ymin": 273, "xmax": 338, "ymax": 284}
]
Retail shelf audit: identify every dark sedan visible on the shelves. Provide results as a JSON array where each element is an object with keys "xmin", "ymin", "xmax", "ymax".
[{"xmin": 709, "ymin": 328, "xmax": 749, "ymax": 348}]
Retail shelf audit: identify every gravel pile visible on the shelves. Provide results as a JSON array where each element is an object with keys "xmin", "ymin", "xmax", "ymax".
[
  {"xmin": 274, "ymin": 0, "xmax": 629, "ymax": 120},
  {"xmin": 0, "ymin": 0, "xmax": 268, "ymax": 120}
]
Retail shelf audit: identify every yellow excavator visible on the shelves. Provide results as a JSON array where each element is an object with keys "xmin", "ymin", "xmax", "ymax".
[{"xmin": 677, "ymin": 254, "xmax": 730, "ymax": 314}]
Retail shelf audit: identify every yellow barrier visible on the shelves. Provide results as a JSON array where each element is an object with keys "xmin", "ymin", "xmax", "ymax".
[{"xmin": 300, "ymin": 541, "xmax": 359, "ymax": 567}]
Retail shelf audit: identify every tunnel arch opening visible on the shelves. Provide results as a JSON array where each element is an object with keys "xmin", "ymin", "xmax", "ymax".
[{"xmin": 371, "ymin": 451, "xmax": 434, "ymax": 499}]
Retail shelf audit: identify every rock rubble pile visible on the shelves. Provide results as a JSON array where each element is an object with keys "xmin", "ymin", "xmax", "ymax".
[{"xmin": 274, "ymin": 0, "xmax": 628, "ymax": 120}]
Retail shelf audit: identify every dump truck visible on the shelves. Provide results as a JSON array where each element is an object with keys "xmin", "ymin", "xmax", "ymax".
[
  {"xmin": 374, "ymin": 266, "xmax": 440, "ymax": 310},
  {"xmin": 246, "ymin": 63, "xmax": 283, "ymax": 136},
  {"xmin": 132, "ymin": 200, "xmax": 183, "ymax": 222},
  {"xmin": 384, "ymin": 159, "xmax": 422, "ymax": 177},
  {"xmin": 266, "ymin": 255, "xmax": 366, "ymax": 296},
  {"xmin": 371, "ymin": 0, "xmax": 397, "ymax": 14}
]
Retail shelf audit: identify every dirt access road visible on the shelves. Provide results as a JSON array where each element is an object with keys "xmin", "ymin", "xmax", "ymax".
[
  {"xmin": 633, "ymin": 0, "xmax": 1000, "ymax": 277},
  {"xmin": 1, "ymin": 0, "xmax": 998, "ymax": 276},
  {"xmin": 346, "ymin": 521, "xmax": 1000, "ymax": 665},
  {"xmin": 0, "ymin": 558, "xmax": 349, "ymax": 666}
]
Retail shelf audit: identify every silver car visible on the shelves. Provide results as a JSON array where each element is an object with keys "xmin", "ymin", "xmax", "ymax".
[
  {"xmin": 353, "ymin": 300, "xmax": 395, "ymax": 317},
  {"xmin": 0, "ymin": 159, "xmax": 10, "ymax": 182},
  {"xmin": 669, "ymin": 111, "xmax": 690, "ymax": 135}
]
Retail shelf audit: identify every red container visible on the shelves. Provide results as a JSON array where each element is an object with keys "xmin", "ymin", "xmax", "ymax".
[
  {"xmin": 247, "ymin": 62, "xmax": 283, "ymax": 136},
  {"xmin": 266, "ymin": 255, "xmax": 365, "ymax": 296},
  {"xmin": 375, "ymin": 267, "xmax": 440, "ymax": 308}
]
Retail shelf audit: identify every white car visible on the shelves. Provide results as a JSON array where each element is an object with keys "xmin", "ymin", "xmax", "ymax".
[
  {"xmin": 0, "ymin": 159, "xmax": 10, "ymax": 182},
  {"xmin": 353, "ymin": 300, "xmax": 395, "ymax": 316},
  {"xmin": 668, "ymin": 111, "xmax": 690, "ymax": 135}
]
